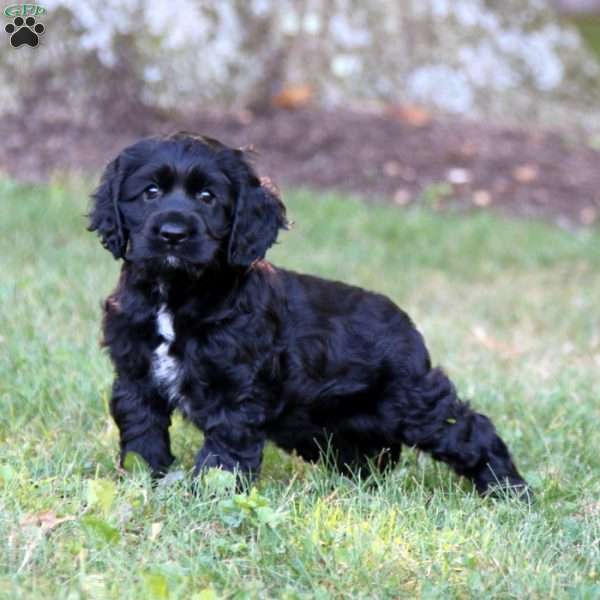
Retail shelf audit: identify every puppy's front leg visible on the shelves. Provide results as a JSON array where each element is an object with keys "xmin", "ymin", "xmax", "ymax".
[
  {"xmin": 194, "ymin": 404, "xmax": 266, "ymax": 481},
  {"xmin": 111, "ymin": 378, "xmax": 174, "ymax": 476}
]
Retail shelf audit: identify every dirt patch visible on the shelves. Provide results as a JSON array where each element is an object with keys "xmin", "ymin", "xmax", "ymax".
[{"xmin": 2, "ymin": 106, "xmax": 599, "ymax": 228}]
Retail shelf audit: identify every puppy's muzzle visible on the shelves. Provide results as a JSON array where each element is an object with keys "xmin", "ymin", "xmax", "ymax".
[{"xmin": 148, "ymin": 210, "xmax": 199, "ymax": 249}]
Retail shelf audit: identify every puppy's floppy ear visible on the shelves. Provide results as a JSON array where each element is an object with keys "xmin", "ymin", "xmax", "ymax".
[
  {"xmin": 88, "ymin": 157, "xmax": 127, "ymax": 259},
  {"xmin": 227, "ymin": 160, "xmax": 287, "ymax": 268}
]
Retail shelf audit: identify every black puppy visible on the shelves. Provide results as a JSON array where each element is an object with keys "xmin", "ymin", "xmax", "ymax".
[{"xmin": 89, "ymin": 133, "xmax": 528, "ymax": 497}]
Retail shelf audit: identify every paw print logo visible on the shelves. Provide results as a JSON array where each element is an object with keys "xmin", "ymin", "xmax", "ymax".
[{"xmin": 5, "ymin": 16, "xmax": 45, "ymax": 48}]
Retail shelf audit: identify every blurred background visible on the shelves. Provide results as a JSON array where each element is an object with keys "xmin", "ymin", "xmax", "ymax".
[
  {"xmin": 1, "ymin": 0, "xmax": 600, "ymax": 226},
  {"xmin": 3, "ymin": 5, "xmax": 600, "ymax": 595}
]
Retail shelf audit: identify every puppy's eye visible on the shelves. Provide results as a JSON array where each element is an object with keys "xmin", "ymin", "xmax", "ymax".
[
  {"xmin": 143, "ymin": 184, "xmax": 161, "ymax": 201},
  {"xmin": 197, "ymin": 190, "xmax": 215, "ymax": 204}
]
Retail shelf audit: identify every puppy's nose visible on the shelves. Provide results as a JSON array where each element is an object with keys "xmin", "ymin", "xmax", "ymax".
[{"xmin": 159, "ymin": 222, "xmax": 190, "ymax": 245}]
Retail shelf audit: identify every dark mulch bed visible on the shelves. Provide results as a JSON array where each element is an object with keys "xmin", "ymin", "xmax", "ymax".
[{"xmin": 2, "ymin": 106, "xmax": 599, "ymax": 228}]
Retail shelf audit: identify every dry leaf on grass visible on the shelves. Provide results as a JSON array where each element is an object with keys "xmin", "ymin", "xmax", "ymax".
[
  {"xmin": 16, "ymin": 511, "xmax": 75, "ymax": 573},
  {"xmin": 20, "ymin": 511, "xmax": 75, "ymax": 532},
  {"xmin": 472, "ymin": 325, "xmax": 523, "ymax": 358}
]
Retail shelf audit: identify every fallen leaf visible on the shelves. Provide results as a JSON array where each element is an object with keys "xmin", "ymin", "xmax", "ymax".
[
  {"xmin": 472, "ymin": 325, "xmax": 523, "ymax": 358},
  {"xmin": 20, "ymin": 511, "xmax": 75, "ymax": 533},
  {"xmin": 580, "ymin": 206, "xmax": 597, "ymax": 225},
  {"xmin": 512, "ymin": 164, "xmax": 539, "ymax": 183},
  {"xmin": 385, "ymin": 104, "xmax": 432, "ymax": 127},
  {"xmin": 393, "ymin": 188, "xmax": 411, "ymax": 206},
  {"xmin": 473, "ymin": 190, "xmax": 492, "ymax": 206},
  {"xmin": 459, "ymin": 141, "xmax": 477, "ymax": 158},
  {"xmin": 272, "ymin": 84, "xmax": 314, "ymax": 110},
  {"xmin": 389, "ymin": 164, "xmax": 417, "ymax": 182},
  {"xmin": 17, "ymin": 511, "xmax": 75, "ymax": 573}
]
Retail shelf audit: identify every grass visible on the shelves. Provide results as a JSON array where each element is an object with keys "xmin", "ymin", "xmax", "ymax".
[{"xmin": 1, "ymin": 176, "xmax": 600, "ymax": 599}]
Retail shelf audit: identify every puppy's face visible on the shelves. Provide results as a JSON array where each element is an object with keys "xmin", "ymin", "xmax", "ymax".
[
  {"xmin": 115, "ymin": 137, "xmax": 234, "ymax": 269},
  {"xmin": 89, "ymin": 134, "xmax": 286, "ymax": 273}
]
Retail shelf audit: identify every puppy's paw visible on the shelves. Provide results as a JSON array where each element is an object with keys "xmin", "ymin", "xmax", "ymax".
[
  {"xmin": 120, "ymin": 444, "xmax": 174, "ymax": 478},
  {"xmin": 193, "ymin": 449, "xmax": 227, "ymax": 476},
  {"xmin": 479, "ymin": 478, "xmax": 534, "ymax": 503}
]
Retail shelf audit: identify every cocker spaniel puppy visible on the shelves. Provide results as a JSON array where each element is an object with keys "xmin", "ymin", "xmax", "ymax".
[{"xmin": 89, "ymin": 133, "xmax": 529, "ymax": 497}]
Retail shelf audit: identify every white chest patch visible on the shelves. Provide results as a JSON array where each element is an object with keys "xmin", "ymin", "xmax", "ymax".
[{"xmin": 152, "ymin": 304, "xmax": 184, "ymax": 407}]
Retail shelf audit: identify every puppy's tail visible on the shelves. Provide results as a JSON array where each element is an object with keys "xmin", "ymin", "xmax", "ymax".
[{"xmin": 399, "ymin": 368, "xmax": 530, "ymax": 498}]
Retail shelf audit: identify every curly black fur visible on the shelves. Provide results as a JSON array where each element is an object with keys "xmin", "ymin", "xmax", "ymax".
[{"xmin": 89, "ymin": 133, "xmax": 529, "ymax": 497}]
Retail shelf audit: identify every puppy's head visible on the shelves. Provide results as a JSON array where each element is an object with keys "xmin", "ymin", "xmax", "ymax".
[{"xmin": 89, "ymin": 133, "xmax": 287, "ymax": 272}]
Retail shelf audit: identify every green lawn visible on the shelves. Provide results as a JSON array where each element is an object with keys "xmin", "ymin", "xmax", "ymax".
[{"xmin": 1, "ymin": 177, "xmax": 600, "ymax": 599}]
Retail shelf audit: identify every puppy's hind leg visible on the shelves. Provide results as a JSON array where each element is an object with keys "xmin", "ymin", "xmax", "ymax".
[{"xmin": 398, "ymin": 368, "xmax": 530, "ymax": 498}]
